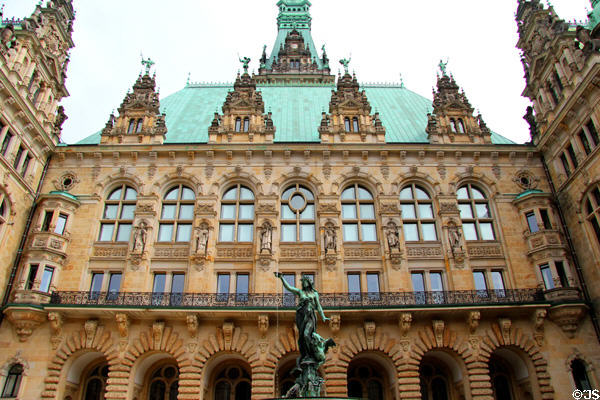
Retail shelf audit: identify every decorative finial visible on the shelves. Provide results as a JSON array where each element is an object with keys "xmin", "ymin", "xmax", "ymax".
[
  {"xmin": 438, "ymin": 58, "xmax": 449, "ymax": 76},
  {"xmin": 186, "ymin": 72, "xmax": 191, "ymax": 85},
  {"xmin": 140, "ymin": 53, "xmax": 155, "ymax": 75},
  {"xmin": 339, "ymin": 56, "xmax": 352, "ymax": 74},
  {"xmin": 238, "ymin": 55, "xmax": 251, "ymax": 74},
  {"xmin": 399, "ymin": 73, "xmax": 405, "ymax": 88}
]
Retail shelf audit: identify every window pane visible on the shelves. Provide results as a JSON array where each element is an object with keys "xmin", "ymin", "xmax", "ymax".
[
  {"xmin": 430, "ymin": 273, "xmax": 443, "ymax": 291},
  {"xmin": 418, "ymin": 204, "xmax": 434, "ymax": 219},
  {"xmin": 402, "ymin": 204, "xmax": 416, "ymax": 219},
  {"xmin": 463, "ymin": 223, "xmax": 477, "ymax": 240},
  {"xmin": 281, "ymin": 224, "xmax": 296, "ymax": 242},
  {"xmin": 124, "ymin": 187, "xmax": 137, "ymax": 200},
  {"xmin": 348, "ymin": 274, "xmax": 361, "ymax": 292},
  {"xmin": 116, "ymin": 224, "xmax": 132, "ymax": 242},
  {"xmin": 219, "ymin": 224, "xmax": 234, "ymax": 242},
  {"xmin": 240, "ymin": 187, "xmax": 254, "ymax": 200},
  {"xmin": 223, "ymin": 188, "xmax": 237, "ymax": 200},
  {"xmin": 491, "ymin": 271, "xmax": 505, "ymax": 290},
  {"xmin": 158, "ymin": 224, "xmax": 173, "ymax": 242},
  {"xmin": 281, "ymin": 205, "xmax": 295, "ymax": 219},
  {"xmin": 99, "ymin": 224, "xmax": 114, "ymax": 241},
  {"xmin": 457, "ymin": 187, "xmax": 468, "ymax": 199},
  {"xmin": 162, "ymin": 205, "xmax": 176, "ymax": 219},
  {"xmin": 282, "ymin": 274, "xmax": 295, "ymax": 293},
  {"xmin": 300, "ymin": 224, "xmax": 315, "ymax": 241},
  {"xmin": 360, "ymin": 204, "xmax": 375, "ymax": 219},
  {"xmin": 399, "ymin": 187, "xmax": 413, "ymax": 200},
  {"xmin": 282, "ymin": 187, "xmax": 294, "ymax": 200},
  {"xmin": 476, "ymin": 204, "xmax": 491, "ymax": 218},
  {"xmin": 343, "ymin": 224, "xmax": 359, "ymax": 241},
  {"xmin": 108, "ymin": 188, "xmax": 122, "ymax": 200},
  {"xmin": 165, "ymin": 187, "xmax": 179, "ymax": 200},
  {"xmin": 290, "ymin": 195, "xmax": 305, "ymax": 210},
  {"xmin": 236, "ymin": 274, "xmax": 249, "ymax": 294},
  {"xmin": 104, "ymin": 205, "xmax": 118, "ymax": 219},
  {"xmin": 358, "ymin": 187, "xmax": 373, "ymax": 200},
  {"xmin": 299, "ymin": 187, "xmax": 314, "ymax": 200},
  {"xmin": 366, "ymin": 273, "xmax": 380, "ymax": 293},
  {"xmin": 473, "ymin": 271, "xmax": 487, "ymax": 291},
  {"xmin": 415, "ymin": 187, "xmax": 430, "ymax": 200},
  {"xmin": 221, "ymin": 205, "xmax": 236, "ymax": 219},
  {"xmin": 181, "ymin": 187, "xmax": 195, "ymax": 200},
  {"xmin": 176, "ymin": 224, "xmax": 192, "ymax": 242},
  {"xmin": 90, "ymin": 273, "xmax": 104, "ymax": 292},
  {"xmin": 179, "ymin": 204, "xmax": 194, "ymax": 220},
  {"xmin": 540, "ymin": 266, "xmax": 554, "ymax": 289},
  {"xmin": 471, "ymin": 187, "xmax": 485, "ymax": 199},
  {"xmin": 361, "ymin": 224, "xmax": 377, "ymax": 241},
  {"xmin": 217, "ymin": 274, "xmax": 230, "ymax": 293},
  {"xmin": 480, "ymin": 223, "xmax": 495, "ymax": 240},
  {"xmin": 108, "ymin": 273, "xmax": 122, "ymax": 292},
  {"xmin": 300, "ymin": 204, "xmax": 314, "ymax": 219},
  {"xmin": 403, "ymin": 224, "xmax": 419, "ymax": 241},
  {"xmin": 120, "ymin": 205, "xmax": 136, "ymax": 220},
  {"xmin": 54, "ymin": 214, "xmax": 68, "ymax": 235},
  {"xmin": 153, "ymin": 274, "xmax": 166, "ymax": 293},
  {"xmin": 411, "ymin": 273, "xmax": 425, "ymax": 291},
  {"xmin": 341, "ymin": 187, "xmax": 355, "ymax": 200},
  {"xmin": 540, "ymin": 209, "xmax": 552, "ymax": 230},
  {"xmin": 237, "ymin": 224, "xmax": 253, "ymax": 242},
  {"xmin": 40, "ymin": 267, "xmax": 54, "ymax": 292},
  {"xmin": 342, "ymin": 204, "xmax": 357, "ymax": 219},
  {"xmin": 526, "ymin": 212, "xmax": 539, "ymax": 233},
  {"xmin": 172, "ymin": 274, "xmax": 185, "ymax": 293},
  {"xmin": 459, "ymin": 204, "xmax": 473, "ymax": 219},
  {"xmin": 422, "ymin": 223, "xmax": 437, "ymax": 241},
  {"xmin": 239, "ymin": 204, "xmax": 254, "ymax": 220}
]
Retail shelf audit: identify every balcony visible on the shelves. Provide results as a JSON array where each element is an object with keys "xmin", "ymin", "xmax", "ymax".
[
  {"xmin": 47, "ymin": 289, "xmax": 546, "ymax": 310},
  {"xmin": 525, "ymin": 229, "xmax": 566, "ymax": 256}
]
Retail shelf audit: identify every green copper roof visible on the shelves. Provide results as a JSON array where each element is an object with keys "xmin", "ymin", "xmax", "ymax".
[
  {"xmin": 49, "ymin": 190, "xmax": 79, "ymax": 201},
  {"xmin": 515, "ymin": 189, "xmax": 544, "ymax": 200},
  {"xmin": 76, "ymin": 82, "xmax": 514, "ymax": 145}
]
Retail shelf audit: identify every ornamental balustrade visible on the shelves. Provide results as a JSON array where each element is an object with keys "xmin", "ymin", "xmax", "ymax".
[{"xmin": 48, "ymin": 289, "xmax": 549, "ymax": 309}]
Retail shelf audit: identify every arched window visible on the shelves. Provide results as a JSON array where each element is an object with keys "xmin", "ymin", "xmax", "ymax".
[
  {"xmin": 344, "ymin": 118, "xmax": 351, "ymax": 132},
  {"xmin": 341, "ymin": 184, "xmax": 376, "ymax": 242},
  {"xmin": 158, "ymin": 185, "xmax": 195, "ymax": 242},
  {"xmin": 127, "ymin": 119, "xmax": 136, "ymax": 134},
  {"xmin": 584, "ymin": 184, "xmax": 600, "ymax": 249},
  {"xmin": 572, "ymin": 359, "xmax": 592, "ymax": 391},
  {"xmin": 419, "ymin": 362, "xmax": 450, "ymax": 400},
  {"xmin": 450, "ymin": 118, "xmax": 457, "ymax": 133},
  {"xmin": 243, "ymin": 117, "xmax": 250, "ymax": 132},
  {"xmin": 135, "ymin": 118, "xmax": 143, "ymax": 133},
  {"xmin": 235, "ymin": 118, "xmax": 242, "ymax": 132},
  {"xmin": 457, "ymin": 184, "xmax": 495, "ymax": 241},
  {"xmin": 82, "ymin": 363, "xmax": 109, "ymax": 400},
  {"xmin": 281, "ymin": 184, "xmax": 315, "ymax": 242},
  {"xmin": 219, "ymin": 185, "xmax": 254, "ymax": 242},
  {"xmin": 214, "ymin": 365, "xmax": 251, "ymax": 400},
  {"xmin": 347, "ymin": 361, "xmax": 386, "ymax": 400},
  {"xmin": 352, "ymin": 117, "xmax": 359, "ymax": 132},
  {"xmin": 457, "ymin": 118, "xmax": 466, "ymax": 133},
  {"xmin": 149, "ymin": 364, "xmax": 179, "ymax": 400},
  {"xmin": 489, "ymin": 355, "xmax": 515, "ymax": 400},
  {"xmin": 400, "ymin": 184, "xmax": 437, "ymax": 241},
  {"xmin": 99, "ymin": 185, "xmax": 137, "ymax": 242},
  {"xmin": 1, "ymin": 364, "xmax": 23, "ymax": 398}
]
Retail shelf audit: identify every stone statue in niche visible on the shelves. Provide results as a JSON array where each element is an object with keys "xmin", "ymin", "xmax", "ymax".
[
  {"xmin": 324, "ymin": 225, "xmax": 336, "ymax": 252},
  {"xmin": 385, "ymin": 221, "xmax": 400, "ymax": 251},
  {"xmin": 132, "ymin": 221, "xmax": 148, "ymax": 253},
  {"xmin": 259, "ymin": 221, "xmax": 273, "ymax": 254},
  {"xmin": 195, "ymin": 223, "xmax": 209, "ymax": 255}
]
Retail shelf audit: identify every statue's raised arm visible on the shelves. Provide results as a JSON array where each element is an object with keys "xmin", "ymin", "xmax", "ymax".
[{"xmin": 274, "ymin": 272, "xmax": 301, "ymax": 295}]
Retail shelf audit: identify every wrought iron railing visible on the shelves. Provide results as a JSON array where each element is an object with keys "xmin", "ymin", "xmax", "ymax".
[{"xmin": 48, "ymin": 289, "xmax": 544, "ymax": 309}]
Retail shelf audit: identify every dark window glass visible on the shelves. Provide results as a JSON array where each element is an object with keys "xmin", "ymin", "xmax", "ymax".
[
  {"xmin": 554, "ymin": 71, "xmax": 564, "ymax": 92},
  {"xmin": 526, "ymin": 212, "xmax": 539, "ymax": 233},
  {"xmin": 135, "ymin": 118, "xmax": 143, "ymax": 133},
  {"xmin": 42, "ymin": 210, "xmax": 53, "ymax": 232},
  {"xmin": 13, "ymin": 146, "xmax": 23, "ymax": 169},
  {"xmin": 450, "ymin": 118, "xmax": 457, "ymax": 133},
  {"xmin": 548, "ymin": 82, "xmax": 559, "ymax": 105},
  {"xmin": 107, "ymin": 273, "xmax": 121, "ymax": 301},
  {"xmin": 586, "ymin": 120, "xmax": 599, "ymax": 146},
  {"xmin": 344, "ymin": 118, "xmax": 351, "ymax": 132},
  {"xmin": 411, "ymin": 272, "xmax": 425, "ymax": 292},
  {"xmin": 352, "ymin": 117, "xmax": 359, "ymax": 132},
  {"xmin": 579, "ymin": 130, "xmax": 592, "ymax": 155},
  {"xmin": 457, "ymin": 118, "xmax": 466, "ymax": 133},
  {"xmin": 26, "ymin": 265, "xmax": 38, "ymax": 290},
  {"xmin": 555, "ymin": 261, "xmax": 569, "ymax": 287},
  {"xmin": 0, "ymin": 131, "xmax": 13, "ymax": 156},
  {"xmin": 172, "ymin": 274, "xmax": 185, "ymax": 293},
  {"xmin": 217, "ymin": 273, "xmax": 230, "ymax": 302},
  {"xmin": 153, "ymin": 274, "xmax": 166, "ymax": 293},
  {"xmin": 20, "ymin": 154, "xmax": 31, "ymax": 176},
  {"xmin": 492, "ymin": 375, "xmax": 513, "ymax": 400},
  {"xmin": 127, "ymin": 119, "xmax": 135, "ymax": 133},
  {"xmin": 236, "ymin": 273, "xmax": 249, "ymax": 302},
  {"xmin": 540, "ymin": 209, "xmax": 552, "ymax": 230},
  {"xmin": 2, "ymin": 364, "xmax": 23, "ymax": 398},
  {"xmin": 572, "ymin": 359, "xmax": 592, "ymax": 391},
  {"xmin": 560, "ymin": 153, "xmax": 571, "ymax": 176},
  {"xmin": 90, "ymin": 272, "xmax": 104, "ymax": 293},
  {"xmin": 243, "ymin": 117, "xmax": 249, "ymax": 132},
  {"xmin": 591, "ymin": 217, "xmax": 600, "ymax": 248},
  {"xmin": 567, "ymin": 144, "xmax": 579, "ymax": 169}
]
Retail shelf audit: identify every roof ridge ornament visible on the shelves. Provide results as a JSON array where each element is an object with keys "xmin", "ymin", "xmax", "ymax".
[
  {"xmin": 140, "ymin": 54, "xmax": 155, "ymax": 75},
  {"xmin": 339, "ymin": 56, "xmax": 351, "ymax": 75},
  {"xmin": 238, "ymin": 55, "xmax": 251, "ymax": 74},
  {"xmin": 438, "ymin": 58, "xmax": 449, "ymax": 76}
]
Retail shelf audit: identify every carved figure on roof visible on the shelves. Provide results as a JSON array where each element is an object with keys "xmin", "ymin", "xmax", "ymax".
[
  {"xmin": 53, "ymin": 106, "xmax": 68, "ymax": 135},
  {"xmin": 523, "ymin": 106, "xmax": 538, "ymax": 140},
  {"xmin": 339, "ymin": 57, "xmax": 351, "ymax": 74},
  {"xmin": 141, "ymin": 55, "xmax": 155, "ymax": 75},
  {"xmin": 239, "ymin": 56, "xmax": 251, "ymax": 74},
  {"xmin": 576, "ymin": 26, "xmax": 600, "ymax": 55},
  {"xmin": 438, "ymin": 59, "xmax": 448, "ymax": 76}
]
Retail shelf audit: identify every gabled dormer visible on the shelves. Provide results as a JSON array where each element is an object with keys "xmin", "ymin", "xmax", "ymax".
[
  {"xmin": 319, "ymin": 68, "xmax": 385, "ymax": 143},
  {"xmin": 426, "ymin": 63, "xmax": 491, "ymax": 144},
  {"xmin": 100, "ymin": 62, "xmax": 167, "ymax": 145},
  {"xmin": 208, "ymin": 70, "xmax": 275, "ymax": 144}
]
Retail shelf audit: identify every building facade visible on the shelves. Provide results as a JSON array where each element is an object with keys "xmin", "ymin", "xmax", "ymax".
[{"xmin": 0, "ymin": 1, "xmax": 599, "ymax": 399}]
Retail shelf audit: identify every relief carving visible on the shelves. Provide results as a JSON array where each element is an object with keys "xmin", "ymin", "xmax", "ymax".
[
  {"xmin": 216, "ymin": 247, "xmax": 253, "ymax": 259},
  {"xmin": 280, "ymin": 247, "xmax": 317, "ymax": 259},
  {"xmin": 258, "ymin": 315, "xmax": 269, "ymax": 337},
  {"xmin": 187, "ymin": 314, "xmax": 199, "ymax": 338},
  {"xmin": 344, "ymin": 247, "xmax": 380, "ymax": 258},
  {"xmin": 468, "ymin": 311, "xmax": 480, "ymax": 334},
  {"xmin": 406, "ymin": 246, "xmax": 442, "ymax": 258},
  {"xmin": 467, "ymin": 244, "xmax": 503, "ymax": 258},
  {"xmin": 399, "ymin": 313, "xmax": 412, "ymax": 336}
]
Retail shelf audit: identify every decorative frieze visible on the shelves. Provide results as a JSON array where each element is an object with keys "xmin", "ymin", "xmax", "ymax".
[
  {"xmin": 467, "ymin": 243, "xmax": 503, "ymax": 258},
  {"xmin": 406, "ymin": 245, "xmax": 443, "ymax": 259},
  {"xmin": 215, "ymin": 245, "xmax": 253, "ymax": 260},
  {"xmin": 154, "ymin": 246, "xmax": 189, "ymax": 259},
  {"xmin": 92, "ymin": 245, "xmax": 128, "ymax": 258},
  {"xmin": 280, "ymin": 246, "xmax": 317, "ymax": 260},
  {"xmin": 344, "ymin": 246, "xmax": 381, "ymax": 259}
]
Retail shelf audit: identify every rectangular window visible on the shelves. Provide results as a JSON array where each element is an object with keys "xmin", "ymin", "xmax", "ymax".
[
  {"xmin": 41, "ymin": 210, "xmax": 53, "ymax": 232},
  {"xmin": 26, "ymin": 264, "xmax": 38, "ymax": 290},
  {"xmin": 586, "ymin": 120, "xmax": 599, "ymax": 146},
  {"xmin": 236, "ymin": 273, "xmax": 249, "ymax": 302},
  {"xmin": 361, "ymin": 224, "xmax": 377, "ymax": 241},
  {"xmin": 39, "ymin": 267, "xmax": 54, "ymax": 292},
  {"xmin": 462, "ymin": 223, "xmax": 477, "ymax": 241},
  {"xmin": 479, "ymin": 223, "xmax": 495, "ymax": 240},
  {"xmin": 217, "ymin": 273, "xmax": 230, "ymax": 302},
  {"xmin": 99, "ymin": 223, "xmax": 115, "ymax": 241},
  {"xmin": 554, "ymin": 261, "xmax": 569, "ymax": 287},
  {"xmin": 13, "ymin": 146, "xmax": 24, "ymax": 169},
  {"xmin": 281, "ymin": 224, "xmax": 296, "ymax": 242},
  {"xmin": 157, "ymin": 224, "xmax": 173, "ymax": 242},
  {"xmin": 107, "ymin": 272, "xmax": 122, "ymax": 301},
  {"xmin": 299, "ymin": 224, "xmax": 315, "ymax": 242},
  {"xmin": 473, "ymin": 271, "xmax": 487, "ymax": 292},
  {"xmin": 0, "ymin": 131, "xmax": 13, "ymax": 156},
  {"xmin": 411, "ymin": 272, "xmax": 426, "ymax": 304},
  {"xmin": 560, "ymin": 153, "xmax": 571, "ymax": 176},
  {"xmin": 302, "ymin": 273, "xmax": 315, "ymax": 285},
  {"xmin": 219, "ymin": 224, "xmax": 234, "ymax": 242},
  {"xmin": 579, "ymin": 130, "xmax": 592, "ymax": 155},
  {"xmin": 567, "ymin": 144, "xmax": 579, "ymax": 169},
  {"xmin": 526, "ymin": 212, "xmax": 539, "ymax": 233},
  {"xmin": 20, "ymin": 154, "xmax": 31, "ymax": 177},
  {"xmin": 540, "ymin": 209, "xmax": 552, "ymax": 230},
  {"xmin": 54, "ymin": 213, "xmax": 68, "ymax": 235},
  {"xmin": 237, "ymin": 224, "xmax": 253, "ymax": 242},
  {"xmin": 540, "ymin": 264, "xmax": 555, "ymax": 290},
  {"xmin": 343, "ymin": 224, "xmax": 359, "ymax": 241},
  {"xmin": 116, "ymin": 223, "xmax": 132, "ymax": 242},
  {"xmin": 430, "ymin": 272, "xmax": 444, "ymax": 303},
  {"xmin": 170, "ymin": 273, "xmax": 185, "ymax": 306},
  {"xmin": 176, "ymin": 224, "xmax": 192, "ymax": 242},
  {"xmin": 152, "ymin": 273, "xmax": 166, "ymax": 306},
  {"xmin": 366, "ymin": 272, "xmax": 380, "ymax": 300},
  {"xmin": 403, "ymin": 223, "xmax": 419, "ymax": 241},
  {"xmin": 90, "ymin": 272, "xmax": 104, "ymax": 293},
  {"xmin": 347, "ymin": 273, "xmax": 361, "ymax": 302},
  {"xmin": 283, "ymin": 273, "xmax": 296, "ymax": 306},
  {"xmin": 491, "ymin": 271, "xmax": 506, "ymax": 291}
]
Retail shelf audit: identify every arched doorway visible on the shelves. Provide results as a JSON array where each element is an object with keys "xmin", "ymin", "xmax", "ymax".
[
  {"xmin": 276, "ymin": 355, "xmax": 299, "ymax": 397},
  {"xmin": 147, "ymin": 364, "xmax": 179, "ymax": 400},
  {"xmin": 419, "ymin": 351, "xmax": 468, "ymax": 400},
  {"xmin": 489, "ymin": 348, "xmax": 537, "ymax": 400},
  {"xmin": 212, "ymin": 364, "xmax": 251, "ymax": 400},
  {"xmin": 57, "ymin": 351, "xmax": 108, "ymax": 400},
  {"xmin": 81, "ymin": 362, "xmax": 109, "ymax": 400},
  {"xmin": 347, "ymin": 354, "xmax": 396, "ymax": 400},
  {"xmin": 129, "ymin": 354, "xmax": 180, "ymax": 400}
]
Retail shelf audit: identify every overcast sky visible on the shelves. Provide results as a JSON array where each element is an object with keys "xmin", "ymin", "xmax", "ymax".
[{"xmin": 4, "ymin": 0, "xmax": 591, "ymax": 144}]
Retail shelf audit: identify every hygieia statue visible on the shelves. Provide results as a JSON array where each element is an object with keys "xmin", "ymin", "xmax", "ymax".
[{"xmin": 275, "ymin": 272, "xmax": 336, "ymax": 398}]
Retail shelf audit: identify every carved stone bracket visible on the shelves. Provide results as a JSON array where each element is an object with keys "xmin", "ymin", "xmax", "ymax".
[
  {"xmin": 223, "ymin": 321, "xmax": 234, "ymax": 347},
  {"xmin": 533, "ymin": 308, "xmax": 547, "ymax": 346},
  {"xmin": 115, "ymin": 313, "xmax": 129, "ymax": 339},
  {"xmin": 432, "ymin": 320, "xmax": 445, "ymax": 347},
  {"xmin": 364, "ymin": 321, "xmax": 376, "ymax": 348},
  {"xmin": 258, "ymin": 315, "xmax": 269, "ymax": 337},
  {"xmin": 549, "ymin": 304, "xmax": 587, "ymax": 339},
  {"xmin": 498, "ymin": 318, "xmax": 512, "ymax": 344},
  {"xmin": 48, "ymin": 312, "xmax": 63, "ymax": 349},
  {"xmin": 187, "ymin": 314, "xmax": 199, "ymax": 338},
  {"xmin": 153, "ymin": 321, "xmax": 165, "ymax": 349},
  {"xmin": 84, "ymin": 319, "xmax": 99, "ymax": 348},
  {"xmin": 4, "ymin": 307, "xmax": 47, "ymax": 342},
  {"xmin": 468, "ymin": 311, "xmax": 481, "ymax": 334},
  {"xmin": 329, "ymin": 314, "xmax": 341, "ymax": 335},
  {"xmin": 399, "ymin": 313, "xmax": 412, "ymax": 337}
]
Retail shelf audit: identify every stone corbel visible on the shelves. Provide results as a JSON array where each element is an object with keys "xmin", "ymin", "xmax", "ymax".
[
  {"xmin": 84, "ymin": 319, "xmax": 99, "ymax": 348},
  {"xmin": 329, "ymin": 314, "xmax": 341, "ymax": 335},
  {"xmin": 187, "ymin": 314, "xmax": 199, "ymax": 338},
  {"xmin": 258, "ymin": 314, "xmax": 269, "ymax": 338},
  {"xmin": 549, "ymin": 304, "xmax": 587, "ymax": 339},
  {"xmin": 364, "ymin": 321, "xmax": 376, "ymax": 349},
  {"xmin": 115, "ymin": 313, "xmax": 129, "ymax": 339},
  {"xmin": 223, "ymin": 321, "xmax": 234, "ymax": 347},
  {"xmin": 533, "ymin": 308, "xmax": 547, "ymax": 346},
  {"xmin": 4, "ymin": 307, "xmax": 47, "ymax": 342},
  {"xmin": 432, "ymin": 320, "xmax": 445, "ymax": 347},
  {"xmin": 467, "ymin": 311, "xmax": 481, "ymax": 334},
  {"xmin": 398, "ymin": 313, "xmax": 412, "ymax": 337},
  {"xmin": 498, "ymin": 318, "xmax": 512, "ymax": 344},
  {"xmin": 48, "ymin": 312, "xmax": 63, "ymax": 349},
  {"xmin": 153, "ymin": 321, "xmax": 165, "ymax": 349}
]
